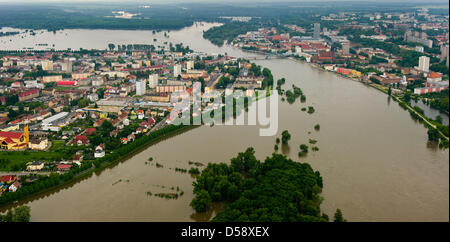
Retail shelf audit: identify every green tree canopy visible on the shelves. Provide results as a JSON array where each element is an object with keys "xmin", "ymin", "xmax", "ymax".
[{"xmin": 190, "ymin": 148, "xmax": 329, "ymax": 222}]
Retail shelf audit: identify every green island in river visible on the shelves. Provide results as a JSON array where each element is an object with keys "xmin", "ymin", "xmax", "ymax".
[{"xmin": 190, "ymin": 147, "xmax": 342, "ymax": 222}]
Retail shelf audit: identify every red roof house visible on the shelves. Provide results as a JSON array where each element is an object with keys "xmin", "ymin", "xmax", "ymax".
[
  {"xmin": 57, "ymin": 164, "xmax": 72, "ymax": 171},
  {"xmin": 272, "ymin": 35, "xmax": 282, "ymax": 41},
  {"xmin": 57, "ymin": 81, "xmax": 78, "ymax": 86},
  {"xmin": 85, "ymin": 128, "xmax": 97, "ymax": 136},
  {"xmin": 0, "ymin": 175, "xmax": 17, "ymax": 184},
  {"xmin": 73, "ymin": 135, "xmax": 89, "ymax": 145}
]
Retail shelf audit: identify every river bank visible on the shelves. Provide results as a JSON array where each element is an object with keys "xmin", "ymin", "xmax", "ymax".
[
  {"xmin": 0, "ymin": 23, "xmax": 447, "ymax": 222},
  {"xmin": 286, "ymin": 55, "xmax": 449, "ymax": 143},
  {"xmin": 0, "ymin": 58, "xmax": 275, "ymax": 210},
  {"xmin": 0, "ymin": 124, "xmax": 194, "ymax": 211}
]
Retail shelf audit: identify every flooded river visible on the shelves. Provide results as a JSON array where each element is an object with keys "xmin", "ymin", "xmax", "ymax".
[{"xmin": 0, "ymin": 23, "xmax": 448, "ymax": 222}]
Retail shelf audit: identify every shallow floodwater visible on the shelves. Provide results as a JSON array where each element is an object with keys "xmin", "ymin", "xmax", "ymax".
[
  {"xmin": 0, "ymin": 23, "xmax": 448, "ymax": 222},
  {"xmin": 410, "ymin": 99, "xmax": 449, "ymax": 126}
]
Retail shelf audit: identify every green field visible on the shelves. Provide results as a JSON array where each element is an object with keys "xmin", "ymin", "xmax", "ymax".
[
  {"xmin": 49, "ymin": 140, "xmax": 65, "ymax": 152},
  {"xmin": 0, "ymin": 150, "xmax": 63, "ymax": 171}
]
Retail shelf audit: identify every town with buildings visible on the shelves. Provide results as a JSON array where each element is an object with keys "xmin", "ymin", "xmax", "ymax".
[
  {"xmin": 0, "ymin": 1, "xmax": 448, "ymax": 226},
  {"xmin": 0, "ymin": 44, "xmax": 267, "ymax": 197},
  {"xmin": 233, "ymin": 8, "xmax": 449, "ymax": 102},
  {"xmin": 0, "ymin": 7, "xmax": 449, "ymax": 199}
]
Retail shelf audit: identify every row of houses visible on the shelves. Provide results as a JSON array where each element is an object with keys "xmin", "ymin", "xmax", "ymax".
[{"xmin": 0, "ymin": 175, "xmax": 21, "ymax": 195}]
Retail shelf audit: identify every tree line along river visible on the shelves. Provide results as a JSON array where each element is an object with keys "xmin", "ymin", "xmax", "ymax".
[{"xmin": 0, "ymin": 22, "xmax": 448, "ymax": 222}]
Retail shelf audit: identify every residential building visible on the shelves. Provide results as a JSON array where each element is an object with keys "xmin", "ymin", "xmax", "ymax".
[
  {"xmin": 440, "ymin": 44, "xmax": 449, "ymax": 66},
  {"xmin": 313, "ymin": 23, "xmax": 321, "ymax": 39},
  {"xmin": 28, "ymin": 137, "xmax": 48, "ymax": 150},
  {"xmin": 342, "ymin": 41, "xmax": 350, "ymax": 55},
  {"xmin": 61, "ymin": 60, "xmax": 72, "ymax": 73},
  {"xmin": 94, "ymin": 144, "xmax": 106, "ymax": 158},
  {"xmin": 143, "ymin": 93, "xmax": 170, "ymax": 102},
  {"xmin": 91, "ymin": 76, "xmax": 105, "ymax": 86},
  {"xmin": 137, "ymin": 109, "xmax": 145, "ymax": 119},
  {"xmin": 149, "ymin": 74, "xmax": 159, "ymax": 88},
  {"xmin": 0, "ymin": 175, "xmax": 17, "ymax": 184},
  {"xmin": 18, "ymin": 89, "xmax": 40, "ymax": 102},
  {"xmin": 233, "ymin": 76, "xmax": 263, "ymax": 89},
  {"xmin": 27, "ymin": 161, "xmax": 44, "ymax": 171},
  {"xmin": 404, "ymin": 30, "xmax": 433, "ymax": 48},
  {"xmin": 174, "ymin": 64, "xmax": 181, "ymax": 77},
  {"xmin": 42, "ymin": 75, "xmax": 62, "ymax": 83},
  {"xmin": 427, "ymin": 72, "xmax": 443, "ymax": 82},
  {"xmin": 416, "ymin": 56, "xmax": 430, "ymax": 73},
  {"xmin": 72, "ymin": 73, "xmax": 90, "ymax": 80},
  {"xmin": 57, "ymin": 81, "xmax": 78, "ymax": 86},
  {"xmin": 41, "ymin": 60, "xmax": 53, "ymax": 71},
  {"xmin": 414, "ymin": 83, "xmax": 449, "ymax": 95},
  {"xmin": 72, "ymin": 135, "xmax": 89, "ymax": 145},
  {"xmin": 156, "ymin": 85, "xmax": 186, "ymax": 93},
  {"xmin": 186, "ymin": 60, "xmax": 194, "ymax": 70},
  {"xmin": 57, "ymin": 164, "xmax": 72, "ymax": 171},
  {"xmin": 415, "ymin": 46, "xmax": 424, "ymax": 53},
  {"xmin": 136, "ymin": 79, "xmax": 147, "ymax": 96},
  {"xmin": 9, "ymin": 181, "xmax": 21, "ymax": 192}
]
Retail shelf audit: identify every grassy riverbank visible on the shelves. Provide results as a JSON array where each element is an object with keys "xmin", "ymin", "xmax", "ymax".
[
  {"xmin": 287, "ymin": 54, "xmax": 449, "ymax": 146},
  {"xmin": 0, "ymin": 124, "xmax": 194, "ymax": 209},
  {"xmin": 239, "ymin": 46, "xmax": 447, "ymax": 146}
]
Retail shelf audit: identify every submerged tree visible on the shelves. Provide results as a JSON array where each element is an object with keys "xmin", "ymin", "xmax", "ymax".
[
  {"xmin": 108, "ymin": 43, "xmax": 115, "ymax": 51},
  {"xmin": 333, "ymin": 209, "xmax": 346, "ymax": 222},
  {"xmin": 300, "ymin": 144, "xmax": 309, "ymax": 153},
  {"xmin": 190, "ymin": 148, "xmax": 327, "ymax": 222},
  {"xmin": 281, "ymin": 130, "xmax": 291, "ymax": 144},
  {"xmin": 427, "ymin": 128, "xmax": 440, "ymax": 142},
  {"xmin": 0, "ymin": 206, "xmax": 31, "ymax": 222},
  {"xmin": 314, "ymin": 124, "xmax": 321, "ymax": 131},
  {"xmin": 190, "ymin": 190, "xmax": 212, "ymax": 213}
]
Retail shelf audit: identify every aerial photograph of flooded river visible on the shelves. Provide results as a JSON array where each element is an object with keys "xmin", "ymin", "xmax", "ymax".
[{"xmin": 0, "ymin": 0, "xmax": 448, "ymax": 228}]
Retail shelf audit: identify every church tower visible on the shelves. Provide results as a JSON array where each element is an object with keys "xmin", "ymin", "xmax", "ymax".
[{"xmin": 24, "ymin": 125, "xmax": 29, "ymax": 144}]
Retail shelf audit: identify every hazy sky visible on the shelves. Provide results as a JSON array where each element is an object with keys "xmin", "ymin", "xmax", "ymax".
[
  {"xmin": 0, "ymin": 0, "xmax": 448, "ymax": 6},
  {"xmin": 0, "ymin": 0, "xmax": 448, "ymax": 2}
]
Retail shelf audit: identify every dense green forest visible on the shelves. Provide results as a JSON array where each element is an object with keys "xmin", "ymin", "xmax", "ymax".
[
  {"xmin": 0, "ymin": 206, "xmax": 31, "ymax": 222},
  {"xmin": 190, "ymin": 148, "xmax": 334, "ymax": 222},
  {"xmin": 203, "ymin": 21, "xmax": 261, "ymax": 46},
  {"xmin": 0, "ymin": 4, "xmax": 199, "ymax": 31}
]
